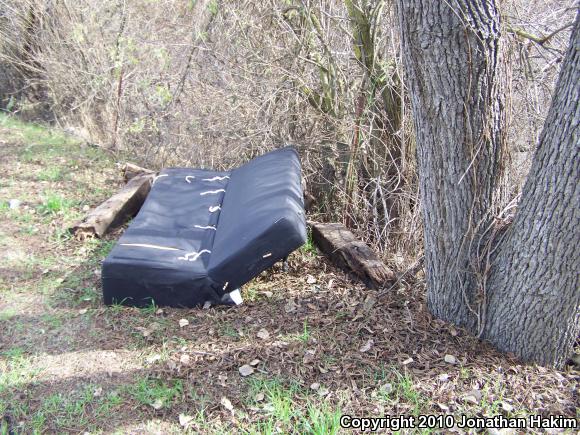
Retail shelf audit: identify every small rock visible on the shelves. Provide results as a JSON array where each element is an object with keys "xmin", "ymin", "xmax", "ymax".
[
  {"xmin": 239, "ymin": 364, "xmax": 255, "ymax": 377},
  {"xmin": 155, "ymin": 308, "xmax": 164, "ymax": 315},
  {"xmin": 78, "ymin": 308, "xmax": 88, "ymax": 315},
  {"xmin": 402, "ymin": 357, "xmax": 414, "ymax": 365},
  {"xmin": 310, "ymin": 382, "xmax": 320, "ymax": 390},
  {"xmin": 82, "ymin": 204, "xmax": 90, "ymax": 212},
  {"xmin": 179, "ymin": 318, "xmax": 189, "ymax": 328},
  {"xmin": 9, "ymin": 199, "xmax": 21, "ymax": 210},
  {"xmin": 263, "ymin": 291, "xmax": 273, "ymax": 298},
  {"xmin": 444, "ymin": 354, "xmax": 457, "ymax": 365},
  {"xmin": 203, "ymin": 301, "xmax": 212, "ymax": 309},
  {"xmin": 249, "ymin": 359, "xmax": 260, "ymax": 366},
  {"xmin": 93, "ymin": 386, "xmax": 103, "ymax": 397},
  {"xmin": 255, "ymin": 392, "xmax": 265, "ymax": 402},
  {"xmin": 180, "ymin": 354, "xmax": 190, "ymax": 365},
  {"xmin": 306, "ymin": 275, "xmax": 317, "ymax": 284},
  {"xmin": 257, "ymin": 328, "xmax": 270, "ymax": 340},
  {"xmin": 437, "ymin": 402, "xmax": 449, "ymax": 412}
]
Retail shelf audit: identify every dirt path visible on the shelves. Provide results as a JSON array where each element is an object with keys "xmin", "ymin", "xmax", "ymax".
[{"xmin": 0, "ymin": 115, "xmax": 578, "ymax": 434}]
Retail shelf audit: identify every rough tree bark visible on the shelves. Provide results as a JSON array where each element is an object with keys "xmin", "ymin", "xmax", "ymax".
[
  {"xmin": 483, "ymin": 15, "xmax": 579, "ymax": 368},
  {"xmin": 398, "ymin": 0, "xmax": 508, "ymax": 333},
  {"xmin": 399, "ymin": 0, "xmax": 579, "ymax": 368}
]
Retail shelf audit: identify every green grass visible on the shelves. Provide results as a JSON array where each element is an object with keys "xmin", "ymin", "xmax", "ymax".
[
  {"xmin": 25, "ymin": 384, "xmax": 124, "ymax": 433},
  {"xmin": 0, "ymin": 349, "xmax": 38, "ymax": 403},
  {"xmin": 244, "ymin": 377, "xmax": 342, "ymax": 434},
  {"xmin": 218, "ymin": 321, "xmax": 240, "ymax": 339},
  {"xmin": 37, "ymin": 167, "xmax": 64, "ymax": 182},
  {"xmin": 37, "ymin": 193, "xmax": 75, "ymax": 216},
  {"xmin": 300, "ymin": 229, "xmax": 317, "ymax": 255},
  {"xmin": 372, "ymin": 366, "xmax": 428, "ymax": 415},
  {"xmin": 126, "ymin": 377, "xmax": 183, "ymax": 409}
]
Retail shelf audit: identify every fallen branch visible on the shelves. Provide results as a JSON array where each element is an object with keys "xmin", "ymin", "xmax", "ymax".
[
  {"xmin": 71, "ymin": 173, "xmax": 155, "ymax": 239},
  {"xmin": 309, "ymin": 221, "xmax": 395, "ymax": 289}
]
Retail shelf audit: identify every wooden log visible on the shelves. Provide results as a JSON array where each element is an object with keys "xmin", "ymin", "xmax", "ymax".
[
  {"xmin": 121, "ymin": 162, "xmax": 155, "ymax": 182},
  {"xmin": 309, "ymin": 221, "xmax": 395, "ymax": 289},
  {"xmin": 71, "ymin": 173, "xmax": 155, "ymax": 239}
]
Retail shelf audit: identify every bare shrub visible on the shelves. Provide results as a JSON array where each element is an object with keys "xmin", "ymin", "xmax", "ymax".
[{"xmin": 0, "ymin": 0, "xmax": 574, "ymax": 266}]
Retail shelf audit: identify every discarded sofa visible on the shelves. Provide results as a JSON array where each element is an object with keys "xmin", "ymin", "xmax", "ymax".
[{"xmin": 101, "ymin": 147, "xmax": 307, "ymax": 307}]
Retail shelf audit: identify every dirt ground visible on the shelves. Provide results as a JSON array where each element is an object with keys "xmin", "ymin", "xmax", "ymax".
[{"xmin": 0, "ymin": 114, "xmax": 578, "ymax": 434}]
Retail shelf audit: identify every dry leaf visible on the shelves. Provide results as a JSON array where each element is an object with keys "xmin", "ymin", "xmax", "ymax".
[
  {"xmin": 306, "ymin": 275, "xmax": 317, "ymax": 284},
  {"xmin": 359, "ymin": 339, "xmax": 374, "ymax": 353},
  {"xmin": 180, "ymin": 354, "xmax": 190, "ymax": 365},
  {"xmin": 249, "ymin": 359, "xmax": 260, "ymax": 366},
  {"xmin": 463, "ymin": 390, "xmax": 482, "ymax": 404},
  {"xmin": 179, "ymin": 414, "xmax": 194, "ymax": 427},
  {"xmin": 284, "ymin": 300, "xmax": 297, "ymax": 313},
  {"xmin": 221, "ymin": 396, "xmax": 234, "ymax": 412},
  {"xmin": 402, "ymin": 357, "xmax": 414, "ymax": 365},
  {"xmin": 310, "ymin": 382, "xmax": 320, "ymax": 390},
  {"xmin": 146, "ymin": 354, "xmax": 161, "ymax": 364},
  {"xmin": 179, "ymin": 318, "xmax": 189, "ymax": 328},
  {"xmin": 257, "ymin": 328, "xmax": 270, "ymax": 340},
  {"xmin": 303, "ymin": 349, "xmax": 316, "ymax": 364},
  {"xmin": 501, "ymin": 401, "xmax": 514, "ymax": 412},
  {"xmin": 203, "ymin": 301, "xmax": 212, "ymax": 309},
  {"xmin": 438, "ymin": 373, "xmax": 450, "ymax": 382},
  {"xmin": 444, "ymin": 354, "xmax": 457, "ymax": 365},
  {"xmin": 93, "ymin": 386, "xmax": 102, "ymax": 397},
  {"xmin": 239, "ymin": 364, "xmax": 255, "ymax": 377},
  {"xmin": 78, "ymin": 308, "xmax": 88, "ymax": 315},
  {"xmin": 255, "ymin": 392, "xmax": 265, "ymax": 402},
  {"xmin": 362, "ymin": 295, "xmax": 377, "ymax": 312},
  {"xmin": 151, "ymin": 399, "xmax": 163, "ymax": 410}
]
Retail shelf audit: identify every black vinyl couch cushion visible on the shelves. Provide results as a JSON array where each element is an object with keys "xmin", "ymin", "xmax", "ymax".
[{"xmin": 102, "ymin": 147, "xmax": 307, "ymax": 307}]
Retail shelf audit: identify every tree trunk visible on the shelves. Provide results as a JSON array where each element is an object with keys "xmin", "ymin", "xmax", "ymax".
[
  {"xmin": 483, "ymin": 14, "xmax": 580, "ymax": 368},
  {"xmin": 399, "ymin": 0, "xmax": 579, "ymax": 368},
  {"xmin": 398, "ymin": 0, "xmax": 508, "ymax": 332}
]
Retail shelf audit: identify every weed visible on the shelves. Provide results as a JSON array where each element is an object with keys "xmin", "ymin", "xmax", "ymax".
[
  {"xmin": 299, "ymin": 320, "xmax": 310, "ymax": 342},
  {"xmin": 37, "ymin": 194, "xmax": 73, "ymax": 216},
  {"xmin": 301, "ymin": 229, "xmax": 317, "ymax": 255},
  {"xmin": 139, "ymin": 299, "xmax": 158, "ymax": 315}
]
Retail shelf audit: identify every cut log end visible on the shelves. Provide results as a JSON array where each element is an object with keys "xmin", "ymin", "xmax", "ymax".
[
  {"xmin": 71, "ymin": 173, "xmax": 155, "ymax": 239},
  {"xmin": 309, "ymin": 221, "xmax": 395, "ymax": 289}
]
